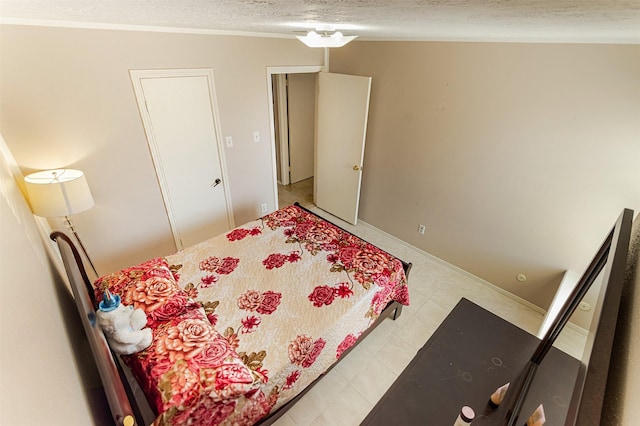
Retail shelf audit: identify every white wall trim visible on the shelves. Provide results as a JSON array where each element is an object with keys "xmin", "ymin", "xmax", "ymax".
[
  {"xmin": 357, "ymin": 219, "xmax": 548, "ymax": 315},
  {"xmin": 361, "ymin": 218, "xmax": 594, "ymax": 336},
  {"xmin": 0, "ymin": 17, "xmax": 294, "ymax": 38},
  {"xmin": 3, "ymin": 18, "xmax": 638, "ymax": 44},
  {"xmin": 267, "ymin": 66, "xmax": 324, "ymax": 75},
  {"xmin": 305, "ymin": 201, "xmax": 547, "ymax": 314},
  {"xmin": 266, "ymin": 65, "xmax": 323, "ymax": 212},
  {"xmin": 274, "ymin": 74, "xmax": 290, "ymax": 186}
]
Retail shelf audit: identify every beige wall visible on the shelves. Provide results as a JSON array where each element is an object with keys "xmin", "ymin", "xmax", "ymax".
[
  {"xmin": 0, "ymin": 24, "xmax": 322, "ymax": 276},
  {"xmin": 2, "ymin": 24, "xmax": 639, "ymax": 424},
  {"xmin": 5, "ymin": 27, "xmax": 637, "ymax": 311},
  {"xmin": 0, "ymin": 136, "xmax": 99, "ymax": 424},
  {"xmin": 330, "ymin": 41, "xmax": 640, "ymax": 309}
]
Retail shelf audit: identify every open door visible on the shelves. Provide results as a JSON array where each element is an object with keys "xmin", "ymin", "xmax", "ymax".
[{"xmin": 315, "ymin": 72, "xmax": 372, "ymax": 225}]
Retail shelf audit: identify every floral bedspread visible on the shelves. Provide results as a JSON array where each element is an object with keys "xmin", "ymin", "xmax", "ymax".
[{"xmin": 94, "ymin": 205, "xmax": 409, "ymax": 425}]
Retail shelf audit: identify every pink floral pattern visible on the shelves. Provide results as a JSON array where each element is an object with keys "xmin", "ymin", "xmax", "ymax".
[
  {"xmin": 226, "ymin": 227, "xmax": 262, "ymax": 242},
  {"xmin": 155, "ymin": 318, "xmax": 216, "ymax": 362},
  {"xmin": 288, "ymin": 335, "xmax": 326, "ymax": 368},
  {"xmin": 262, "ymin": 251, "xmax": 301, "ymax": 270},
  {"xmin": 266, "ymin": 206, "xmax": 409, "ymax": 299},
  {"xmin": 308, "ymin": 282, "xmax": 354, "ymax": 307},
  {"xmin": 237, "ymin": 290, "xmax": 282, "ymax": 315},
  {"xmin": 336, "ymin": 333, "xmax": 362, "ymax": 359},
  {"xmin": 199, "ymin": 256, "xmax": 239, "ymax": 275},
  {"xmin": 308, "ymin": 285, "xmax": 336, "ymax": 307},
  {"xmin": 241, "ymin": 315, "xmax": 261, "ymax": 334},
  {"xmin": 99, "ymin": 205, "xmax": 409, "ymax": 425},
  {"xmin": 93, "ymin": 257, "xmax": 201, "ymax": 328},
  {"xmin": 262, "ymin": 253, "xmax": 287, "ymax": 269},
  {"xmin": 258, "ymin": 291, "xmax": 282, "ymax": 314},
  {"xmin": 284, "ymin": 370, "xmax": 301, "ymax": 390},
  {"xmin": 123, "ymin": 308, "xmax": 260, "ymax": 423}
]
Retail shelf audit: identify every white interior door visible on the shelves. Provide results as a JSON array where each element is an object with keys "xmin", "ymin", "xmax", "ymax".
[
  {"xmin": 131, "ymin": 69, "xmax": 234, "ymax": 249},
  {"xmin": 287, "ymin": 73, "xmax": 316, "ymax": 184},
  {"xmin": 315, "ymin": 72, "xmax": 372, "ymax": 225}
]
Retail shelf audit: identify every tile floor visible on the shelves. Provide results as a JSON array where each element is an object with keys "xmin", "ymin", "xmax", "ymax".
[
  {"xmin": 274, "ymin": 179, "xmax": 576, "ymax": 426},
  {"xmin": 278, "ymin": 177, "xmax": 315, "ymax": 210}
]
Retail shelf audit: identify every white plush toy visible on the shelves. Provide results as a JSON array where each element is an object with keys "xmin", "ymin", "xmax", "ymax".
[{"xmin": 96, "ymin": 290, "xmax": 153, "ymax": 355}]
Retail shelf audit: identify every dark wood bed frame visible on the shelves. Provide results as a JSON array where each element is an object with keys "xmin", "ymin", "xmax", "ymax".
[{"xmin": 51, "ymin": 205, "xmax": 412, "ymax": 426}]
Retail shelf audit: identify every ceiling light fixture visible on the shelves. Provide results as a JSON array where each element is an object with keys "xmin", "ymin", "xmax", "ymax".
[{"xmin": 296, "ymin": 30, "xmax": 358, "ymax": 48}]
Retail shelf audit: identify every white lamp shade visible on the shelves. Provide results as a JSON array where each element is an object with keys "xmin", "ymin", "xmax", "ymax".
[
  {"xmin": 24, "ymin": 169, "xmax": 94, "ymax": 217},
  {"xmin": 296, "ymin": 31, "xmax": 358, "ymax": 48}
]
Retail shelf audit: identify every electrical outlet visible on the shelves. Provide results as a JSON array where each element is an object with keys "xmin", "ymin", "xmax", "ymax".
[
  {"xmin": 418, "ymin": 224, "xmax": 426, "ymax": 234},
  {"xmin": 261, "ymin": 203, "xmax": 268, "ymax": 213}
]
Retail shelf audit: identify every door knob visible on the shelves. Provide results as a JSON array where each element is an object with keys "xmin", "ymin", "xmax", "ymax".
[
  {"xmin": 211, "ymin": 178, "xmax": 222, "ymax": 187},
  {"xmin": 353, "ymin": 165, "xmax": 362, "ymax": 171}
]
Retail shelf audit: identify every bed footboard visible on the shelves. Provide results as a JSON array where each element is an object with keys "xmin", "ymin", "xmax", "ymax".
[
  {"xmin": 293, "ymin": 202, "xmax": 413, "ymax": 276},
  {"xmin": 51, "ymin": 231, "xmax": 138, "ymax": 426}
]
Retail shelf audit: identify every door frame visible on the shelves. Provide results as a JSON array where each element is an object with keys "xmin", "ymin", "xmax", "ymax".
[
  {"xmin": 130, "ymin": 68, "xmax": 234, "ymax": 249},
  {"xmin": 266, "ymin": 65, "xmax": 323, "ymax": 210},
  {"xmin": 273, "ymin": 74, "xmax": 289, "ymax": 186}
]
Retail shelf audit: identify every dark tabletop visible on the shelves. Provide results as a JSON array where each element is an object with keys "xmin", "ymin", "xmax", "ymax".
[{"xmin": 361, "ymin": 298, "xmax": 581, "ymax": 425}]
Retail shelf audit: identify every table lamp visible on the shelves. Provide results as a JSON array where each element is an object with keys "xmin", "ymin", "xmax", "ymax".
[{"xmin": 24, "ymin": 168, "xmax": 98, "ymax": 276}]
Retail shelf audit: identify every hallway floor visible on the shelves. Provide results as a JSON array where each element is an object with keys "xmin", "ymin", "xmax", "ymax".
[{"xmin": 278, "ymin": 177, "xmax": 314, "ymax": 209}]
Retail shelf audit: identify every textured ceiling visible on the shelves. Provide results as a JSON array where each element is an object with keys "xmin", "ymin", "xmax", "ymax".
[{"xmin": 1, "ymin": 0, "xmax": 639, "ymax": 43}]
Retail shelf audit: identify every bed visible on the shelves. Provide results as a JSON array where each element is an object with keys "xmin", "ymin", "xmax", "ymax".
[{"xmin": 52, "ymin": 203, "xmax": 411, "ymax": 425}]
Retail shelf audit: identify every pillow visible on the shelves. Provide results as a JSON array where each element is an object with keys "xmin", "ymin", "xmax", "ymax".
[
  {"xmin": 96, "ymin": 258, "xmax": 261, "ymax": 421},
  {"xmin": 125, "ymin": 306, "xmax": 259, "ymax": 418},
  {"xmin": 93, "ymin": 257, "xmax": 198, "ymax": 327}
]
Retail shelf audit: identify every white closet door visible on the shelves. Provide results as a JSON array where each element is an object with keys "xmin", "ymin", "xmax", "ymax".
[{"xmin": 131, "ymin": 69, "xmax": 233, "ymax": 249}]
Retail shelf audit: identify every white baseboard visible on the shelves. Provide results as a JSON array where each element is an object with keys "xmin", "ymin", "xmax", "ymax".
[{"xmin": 357, "ymin": 220, "xmax": 547, "ymax": 315}]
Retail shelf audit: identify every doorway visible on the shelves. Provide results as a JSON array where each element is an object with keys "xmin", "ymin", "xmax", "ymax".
[
  {"xmin": 267, "ymin": 66, "xmax": 323, "ymax": 209},
  {"xmin": 267, "ymin": 67, "xmax": 372, "ymax": 224},
  {"xmin": 272, "ymin": 73, "xmax": 316, "ymax": 208}
]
